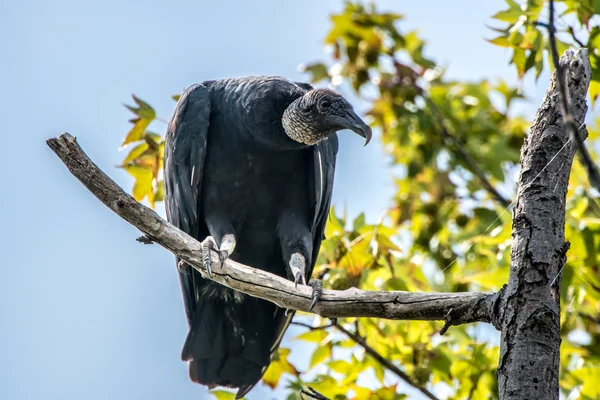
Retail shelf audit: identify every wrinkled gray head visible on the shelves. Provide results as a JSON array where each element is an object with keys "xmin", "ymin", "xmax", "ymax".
[{"xmin": 282, "ymin": 88, "xmax": 372, "ymax": 146}]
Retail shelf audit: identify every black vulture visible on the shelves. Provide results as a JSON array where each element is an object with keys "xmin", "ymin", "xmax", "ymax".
[{"xmin": 163, "ymin": 76, "xmax": 371, "ymax": 398}]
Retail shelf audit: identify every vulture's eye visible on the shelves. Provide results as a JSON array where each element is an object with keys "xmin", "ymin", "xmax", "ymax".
[{"xmin": 320, "ymin": 100, "xmax": 331, "ymax": 109}]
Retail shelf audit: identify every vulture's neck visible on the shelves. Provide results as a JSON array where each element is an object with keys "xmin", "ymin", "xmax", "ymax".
[{"xmin": 282, "ymin": 98, "xmax": 322, "ymax": 146}]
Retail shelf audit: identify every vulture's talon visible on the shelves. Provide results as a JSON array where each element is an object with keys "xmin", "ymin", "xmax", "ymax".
[
  {"xmin": 292, "ymin": 269, "xmax": 306, "ymax": 288},
  {"xmin": 218, "ymin": 233, "xmax": 236, "ymax": 268},
  {"xmin": 219, "ymin": 250, "xmax": 229, "ymax": 268},
  {"xmin": 289, "ymin": 253, "xmax": 307, "ymax": 289},
  {"xmin": 308, "ymin": 279, "xmax": 323, "ymax": 312},
  {"xmin": 200, "ymin": 236, "xmax": 219, "ymax": 279},
  {"xmin": 294, "ymin": 271, "xmax": 306, "ymax": 289}
]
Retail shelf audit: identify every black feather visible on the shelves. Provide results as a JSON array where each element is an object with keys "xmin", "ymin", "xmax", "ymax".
[{"xmin": 163, "ymin": 76, "xmax": 338, "ymax": 396}]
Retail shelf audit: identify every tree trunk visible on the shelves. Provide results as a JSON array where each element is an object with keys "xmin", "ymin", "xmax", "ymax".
[{"xmin": 497, "ymin": 49, "xmax": 591, "ymax": 400}]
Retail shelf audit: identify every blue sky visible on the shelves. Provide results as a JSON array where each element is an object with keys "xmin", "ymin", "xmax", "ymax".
[{"xmin": 1, "ymin": 1, "xmax": 553, "ymax": 399}]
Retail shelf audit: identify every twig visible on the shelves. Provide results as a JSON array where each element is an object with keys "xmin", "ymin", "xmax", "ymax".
[
  {"xmin": 46, "ymin": 132, "xmax": 497, "ymax": 324},
  {"xmin": 423, "ymin": 95, "xmax": 511, "ymax": 207},
  {"xmin": 291, "ymin": 321, "xmax": 334, "ymax": 331},
  {"xmin": 567, "ymin": 26, "xmax": 585, "ymax": 48},
  {"xmin": 300, "ymin": 386, "xmax": 330, "ymax": 400},
  {"xmin": 391, "ymin": 60, "xmax": 510, "ymax": 207},
  {"xmin": 548, "ymin": 0, "xmax": 600, "ymax": 190},
  {"xmin": 333, "ymin": 321, "xmax": 441, "ymax": 400}
]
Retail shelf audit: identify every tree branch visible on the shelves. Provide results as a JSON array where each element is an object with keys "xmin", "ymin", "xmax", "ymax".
[
  {"xmin": 46, "ymin": 132, "xmax": 495, "ymax": 324},
  {"xmin": 496, "ymin": 48, "xmax": 591, "ymax": 400},
  {"xmin": 548, "ymin": 0, "xmax": 600, "ymax": 190},
  {"xmin": 392, "ymin": 59, "xmax": 511, "ymax": 207},
  {"xmin": 333, "ymin": 321, "xmax": 440, "ymax": 400},
  {"xmin": 292, "ymin": 319, "xmax": 441, "ymax": 399},
  {"xmin": 423, "ymin": 95, "xmax": 512, "ymax": 207}
]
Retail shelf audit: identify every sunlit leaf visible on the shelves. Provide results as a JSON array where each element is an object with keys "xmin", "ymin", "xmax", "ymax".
[
  {"xmin": 262, "ymin": 348, "xmax": 299, "ymax": 389},
  {"xmin": 309, "ymin": 344, "xmax": 332, "ymax": 369},
  {"xmin": 122, "ymin": 94, "xmax": 156, "ymax": 146},
  {"xmin": 211, "ymin": 390, "xmax": 238, "ymax": 400}
]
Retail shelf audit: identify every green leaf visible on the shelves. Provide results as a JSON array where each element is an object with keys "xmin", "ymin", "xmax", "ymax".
[
  {"xmin": 511, "ymin": 48, "xmax": 527, "ymax": 77},
  {"xmin": 353, "ymin": 213, "xmax": 366, "ymax": 231},
  {"xmin": 122, "ymin": 94, "xmax": 156, "ymax": 146},
  {"xmin": 491, "ymin": 9, "xmax": 524, "ymax": 23},
  {"xmin": 486, "ymin": 36, "xmax": 511, "ymax": 48},
  {"xmin": 154, "ymin": 180, "xmax": 164, "ymax": 202},
  {"xmin": 300, "ymin": 62, "xmax": 330, "ymax": 83}
]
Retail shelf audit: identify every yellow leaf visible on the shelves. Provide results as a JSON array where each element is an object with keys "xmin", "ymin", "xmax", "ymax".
[
  {"xmin": 293, "ymin": 328, "xmax": 328, "ymax": 343},
  {"xmin": 121, "ymin": 142, "xmax": 149, "ymax": 165},
  {"xmin": 122, "ymin": 164, "xmax": 153, "ymax": 202},
  {"xmin": 261, "ymin": 348, "xmax": 298, "ymax": 389},
  {"xmin": 309, "ymin": 344, "xmax": 331, "ymax": 369},
  {"xmin": 211, "ymin": 390, "xmax": 238, "ymax": 400}
]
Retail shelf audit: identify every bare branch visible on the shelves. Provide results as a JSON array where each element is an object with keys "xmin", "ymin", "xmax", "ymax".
[
  {"xmin": 423, "ymin": 95, "xmax": 512, "ymax": 207},
  {"xmin": 496, "ymin": 48, "xmax": 591, "ymax": 400},
  {"xmin": 548, "ymin": 0, "xmax": 600, "ymax": 190},
  {"xmin": 292, "ymin": 319, "xmax": 443, "ymax": 399},
  {"xmin": 567, "ymin": 25, "xmax": 585, "ymax": 48},
  {"xmin": 46, "ymin": 132, "xmax": 495, "ymax": 324},
  {"xmin": 300, "ymin": 386, "xmax": 330, "ymax": 400},
  {"xmin": 333, "ymin": 321, "xmax": 440, "ymax": 400},
  {"xmin": 393, "ymin": 59, "xmax": 511, "ymax": 207},
  {"xmin": 290, "ymin": 321, "xmax": 334, "ymax": 331}
]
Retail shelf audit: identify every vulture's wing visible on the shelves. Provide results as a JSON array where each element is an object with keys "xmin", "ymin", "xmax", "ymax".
[
  {"xmin": 164, "ymin": 83, "xmax": 211, "ymax": 324},
  {"xmin": 263, "ymin": 133, "xmax": 339, "ymax": 361},
  {"xmin": 309, "ymin": 134, "xmax": 339, "ymax": 275}
]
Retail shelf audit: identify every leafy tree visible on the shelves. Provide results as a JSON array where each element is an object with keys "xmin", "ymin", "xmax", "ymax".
[{"xmin": 117, "ymin": 1, "xmax": 600, "ymax": 399}]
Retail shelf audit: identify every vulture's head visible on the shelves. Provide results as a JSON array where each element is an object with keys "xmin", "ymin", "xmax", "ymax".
[{"xmin": 282, "ymin": 88, "xmax": 372, "ymax": 146}]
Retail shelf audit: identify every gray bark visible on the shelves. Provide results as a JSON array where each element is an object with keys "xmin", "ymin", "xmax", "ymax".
[{"xmin": 496, "ymin": 49, "xmax": 591, "ymax": 400}]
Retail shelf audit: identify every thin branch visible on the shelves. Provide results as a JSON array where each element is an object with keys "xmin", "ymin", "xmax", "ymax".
[
  {"xmin": 292, "ymin": 319, "xmax": 442, "ymax": 400},
  {"xmin": 423, "ymin": 95, "xmax": 512, "ymax": 207},
  {"xmin": 333, "ymin": 321, "xmax": 440, "ymax": 400},
  {"xmin": 567, "ymin": 26, "xmax": 585, "ymax": 48},
  {"xmin": 548, "ymin": 0, "xmax": 600, "ymax": 190},
  {"xmin": 392, "ymin": 59, "xmax": 511, "ymax": 207},
  {"xmin": 46, "ymin": 132, "xmax": 497, "ymax": 324},
  {"xmin": 290, "ymin": 321, "xmax": 334, "ymax": 331},
  {"xmin": 300, "ymin": 386, "xmax": 330, "ymax": 400}
]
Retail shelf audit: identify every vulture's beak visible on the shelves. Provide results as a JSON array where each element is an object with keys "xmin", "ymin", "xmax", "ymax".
[{"xmin": 339, "ymin": 109, "xmax": 372, "ymax": 146}]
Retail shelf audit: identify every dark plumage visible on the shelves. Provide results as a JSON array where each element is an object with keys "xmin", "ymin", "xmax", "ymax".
[{"xmin": 163, "ymin": 76, "xmax": 371, "ymax": 398}]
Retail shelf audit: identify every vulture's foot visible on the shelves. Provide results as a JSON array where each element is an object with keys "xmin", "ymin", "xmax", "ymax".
[
  {"xmin": 218, "ymin": 234, "xmax": 236, "ymax": 267},
  {"xmin": 308, "ymin": 279, "xmax": 322, "ymax": 312},
  {"xmin": 200, "ymin": 234, "xmax": 237, "ymax": 279},
  {"xmin": 289, "ymin": 253, "xmax": 307, "ymax": 288},
  {"xmin": 200, "ymin": 236, "xmax": 218, "ymax": 278}
]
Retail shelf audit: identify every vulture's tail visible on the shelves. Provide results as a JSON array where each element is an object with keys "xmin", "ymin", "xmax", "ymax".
[{"xmin": 181, "ymin": 284, "xmax": 288, "ymax": 398}]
